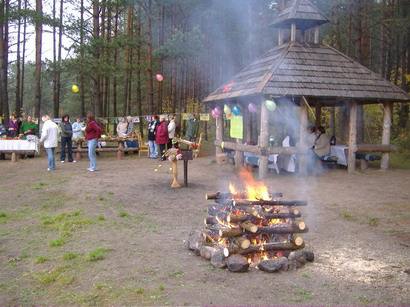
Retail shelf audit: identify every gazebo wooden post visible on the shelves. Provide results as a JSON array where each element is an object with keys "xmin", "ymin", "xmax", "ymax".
[
  {"xmin": 348, "ymin": 101, "xmax": 358, "ymax": 173},
  {"xmin": 234, "ymin": 138, "xmax": 244, "ymax": 168},
  {"xmin": 259, "ymin": 99, "xmax": 269, "ymax": 179},
  {"xmin": 215, "ymin": 110, "xmax": 224, "ymax": 161},
  {"xmin": 381, "ymin": 102, "xmax": 393, "ymax": 170},
  {"xmin": 299, "ymin": 97, "xmax": 309, "ymax": 176},
  {"xmin": 315, "ymin": 102, "xmax": 321, "ymax": 127}
]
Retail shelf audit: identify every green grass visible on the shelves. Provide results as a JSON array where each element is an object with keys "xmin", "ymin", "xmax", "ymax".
[
  {"xmin": 35, "ymin": 256, "xmax": 48, "ymax": 264},
  {"xmin": 32, "ymin": 182, "xmax": 48, "ymax": 190},
  {"xmin": 292, "ymin": 288, "xmax": 313, "ymax": 302},
  {"xmin": 49, "ymin": 238, "xmax": 65, "ymax": 247},
  {"xmin": 63, "ymin": 252, "xmax": 79, "ymax": 261},
  {"xmin": 0, "ymin": 212, "xmax": 8, "ymax": 223},
  {"xmin": 86, "ymin": 247, "xmax": 109, "ymax": 262},
  {"xmin": 340, "ymin": 210, "xmax": 356, "ymax": 221},
  {"xmin": 390, "ymin": 152, "xmax": 410, "ymax": 169},
  {"xmin": 97, "ymin": 215, "xmax": 106, "ymax": 221},
  {"xmin": 367, "ymin": 217, "xmax": 379, "ymax": 227},
  {"xmin": 118, "ymin": 211, "xmax": 129, "ymax": 218},
  {"xmin": 34, "ymin": 266, "xmax": 68, "ymax": 285}
]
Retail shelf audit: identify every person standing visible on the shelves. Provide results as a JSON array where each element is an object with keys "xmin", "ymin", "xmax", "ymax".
[
  {"xmin": 39, "ymin": 115, "xmax": 58, "ymax": 171},
  {"xmin": 147, "ymin": 115, "xmax": 159, "ymax": 158},
  {"xmin": 155, "ymin": 115, "xmax": 169, "ymax": 161},
  {"xmin": 167, "ymin": 115, "xmax": 176, "ymax": 149},
  {"xmin": 85, "ymin": 112, "xmax": 102, "ymax": 172},
  {"xmin": 60, "ymin": 114, "xmax": 75, "ymax": 163},
  {"xmin": 72, "ymin": 117, "xmax": 85, "ymax": 141}
]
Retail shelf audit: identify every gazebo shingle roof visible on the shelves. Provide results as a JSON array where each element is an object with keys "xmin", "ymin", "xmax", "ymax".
[
  {"xmin": 271, "ymin": 0, "xmax": 329, "ymax": 28},
  {"xmin": 203, "ymin": 42, "xmax": 410, "ymax": 103}
]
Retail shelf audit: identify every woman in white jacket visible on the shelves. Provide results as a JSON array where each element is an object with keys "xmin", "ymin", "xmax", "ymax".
[
  {"xmin": 39, "ymin": 115, "xmax": 59, "ymax": 171},
  {"xmin": 167, "ymin": 115, "xmax": 176, "ymax": 149}
]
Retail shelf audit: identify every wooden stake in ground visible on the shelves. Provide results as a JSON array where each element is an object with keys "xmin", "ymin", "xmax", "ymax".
[{"xmin": 171, "ymin": 159, "xmax": 181, "ymax": 188}]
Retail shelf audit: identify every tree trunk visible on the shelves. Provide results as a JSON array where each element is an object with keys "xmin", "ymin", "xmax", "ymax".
[
  {"xmin": 80, "ymin": 0, "xmax": 85, "ymax": 116},
  {"xmin": 0, "ymin": 0, "xmax": 10, "ymax": 120},
  {"xmin": 92, "ymin": 0, "xmax": 102, "ymax": 116},
  {"xmin": 20, "ymin": 0, "xmax": 27, "ymax": 110},
  {"xmin": 52, "ymin": 0, "xmax": 57, "ymax": 117},
  {"xmin": 136, "ymin": 8, "xmax": 143, "ymax": 137},
  {"xmin": 112, "ymin": 3, "xmax": 119, "ymax": 119},
  {"xmin": 35, "ymin": 0, "xmax": 42, "ymax": 125},
  {"xmin": 15, "ymin": 0, "xmax": 22, "ymax": 116},
  {"xmin": 123, "ymin": 5, "xmax": 133, "ymax": 116},
  {"xmin": 145, "ymin": 0, "xmax": 154, "ymax": 114}
]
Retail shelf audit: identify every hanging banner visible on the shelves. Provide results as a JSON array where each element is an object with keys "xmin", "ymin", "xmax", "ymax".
[
  {"xmin": 132, "ymin": 117, "xmax": 140, "ymax": 123},
  {"xmin": 200, "ymin": 113, "xmax": 210, "ymax": 121},
  {"xmin": 230, "ymin": 115, "xmax": 243, "ymax": 140},
  {"xmin": 182, "ymin": 113, "xmax": 190, "ymax": 121}
]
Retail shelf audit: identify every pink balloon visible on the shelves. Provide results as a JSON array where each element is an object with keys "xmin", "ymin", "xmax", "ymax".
[
  {"xmin": 211, "ymin": 109, "xmax": 218, "ymax": 119},
  {"xmin": 156, "ymin": 74, "xmax": 164, "ymax": 82},
  {"xmin": 248, "ymin": 103, "xmax": 257, "ymax": 113},
  {"xmin": 213, "ymin": 107, "xmax": 221, "ymax": 117}
]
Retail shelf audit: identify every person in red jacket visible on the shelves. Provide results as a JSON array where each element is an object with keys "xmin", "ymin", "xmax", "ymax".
[
  {"xmin": 155, "ymin": 115, "xmax": 169, "ymax": 161},
  {"xmin": 85, "ymin": 112, "xmax": 102, "ymax": 172}
]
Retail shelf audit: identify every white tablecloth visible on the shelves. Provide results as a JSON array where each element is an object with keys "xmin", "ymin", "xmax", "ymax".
[
  {"xmin": 0, "ymin": 139, "xmax": 39, "ymax": 153},
  {"xmin": 244, "ymin": 152, "xmax": 296, "ymax": 174},
  {"xmin": 331, "ymin": 145, "xmax": 348, "ymax": 166}
]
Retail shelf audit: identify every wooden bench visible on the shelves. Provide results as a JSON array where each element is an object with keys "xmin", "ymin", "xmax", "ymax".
[{"xmin": 355, "ymin": 144, "xmax": 396, "ymax": 170}]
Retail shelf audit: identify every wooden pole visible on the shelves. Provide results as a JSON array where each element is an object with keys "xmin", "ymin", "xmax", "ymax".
[
  {"xmin": 315, "ymin": 103, "xmax": 321, "ymax": 127},
  {"xmin": 381, "ymin": 102, "xmax": 393, "ymax": 170},
  {"xmin": 171, "ymin": 159, "xmax": 181, "ymax": 188},
  {"xmin": 348, "ymin": 101, "xmax": 358, "ymax": 173},
  {"xmin": 299, "ymin": 97, "xmax": 309, "ymax": 176},
  {"xmin": 234, "ymin": 138, "xmax": 244, "ymax": 168},
  {"xmin": 314, "ymin": 26, "xmax": 320, "ymax": 44},
  {"xmin": 259, "ymin": 99, "xmax": 269, "ymax": 179},
  {"xmin": 215, "ymin": 110, "xmax": 223, "ymax": 158},
  {"xmin": 291, "ymin": 23, "xmax": 296, "ymax": 42},
  {"xmin": 278, "ymin": 28, "xmax": 284, "ymax": 45}
]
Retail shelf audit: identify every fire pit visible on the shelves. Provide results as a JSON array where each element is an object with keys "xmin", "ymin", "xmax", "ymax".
[{"xmin": 186, "ymin": 171, "xmax": 314, "ymax": 273}]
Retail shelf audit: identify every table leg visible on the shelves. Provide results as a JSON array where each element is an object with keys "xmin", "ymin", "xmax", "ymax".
[
  {"xmin": 117, "ymin": 142, "xmax": 124, "ymax": 160},
  {"xmin": 184, "ymin": 160, "xmax": 188, "ymax": 187},
  {"xmin": 11, "ymin": 152, "xmax": 17, "ymax": 163}
]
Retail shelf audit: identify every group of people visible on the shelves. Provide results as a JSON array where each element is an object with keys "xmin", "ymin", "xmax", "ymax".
[
  {"xmin": 148, "ymin": 115, "xmax": 176, "ymax": 160},
  {"xmin": 0, "ymin": 114, "xmax": 38, "ymax": 138},
  {"xmin": 39, "ymin": 113, "xmax": 101, "ymax": 172}
]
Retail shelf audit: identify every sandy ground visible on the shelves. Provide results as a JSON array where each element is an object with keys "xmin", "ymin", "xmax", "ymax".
[{"xmin": 0, "ymin": 152, "xmax": 409, "ymax": 306}]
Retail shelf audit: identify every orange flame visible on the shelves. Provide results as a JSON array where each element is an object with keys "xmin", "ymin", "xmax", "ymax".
[{"xmin": 239, "ymin": 169, "xmax": 271, "ymax": 201}]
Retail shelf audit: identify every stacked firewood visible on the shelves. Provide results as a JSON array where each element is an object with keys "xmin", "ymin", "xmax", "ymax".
[{"xmin": 186, "ymin": 192, "xmax": 314, "ymax": 273}]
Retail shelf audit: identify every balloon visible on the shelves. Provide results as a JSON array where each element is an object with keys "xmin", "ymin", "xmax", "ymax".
[
  {"xmin": 226, "ymin": 113, "xmax": 232, "ymax": 120},
  {"xmin": 214, "ymin": 106, "xmax": 221, "ymax": 116},
  {"xmin": 211, "ymin": 109, "xmax": 218, "ymax": 119},
  {"xmin": 232, "ymin": 105, "xmax": 241, "ymax": 116},
  {"xmin": 224, "ymin": 104, "xmax": 231, "ymax": 115},
  {"xmin": 71, "ymin": 84, "xmax": 79, "ymax": 93},
  {"xmin": 265, "ymin": 99, "xmax": 277, "ymax": 112},
  {"xmin": 248, "ymin": 103, "xmax": 257, "ymax": 113},
  {"xmin": 156, "ymin": 74, "xmax": 164, "ymax": 82}
]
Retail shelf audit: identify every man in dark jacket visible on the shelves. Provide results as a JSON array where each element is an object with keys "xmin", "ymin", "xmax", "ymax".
[
  {"xmin": 60, "ymin": 114, "xmax": 75, "ymax": 163},
  {"xmin": 147, "ymin": 115, "xmax": 159, "ymax": 158}
]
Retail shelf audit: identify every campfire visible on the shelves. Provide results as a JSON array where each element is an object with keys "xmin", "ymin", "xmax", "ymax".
[{"xmin": 186, "ymin": 170, "xmax": 314, "ymax": 273}]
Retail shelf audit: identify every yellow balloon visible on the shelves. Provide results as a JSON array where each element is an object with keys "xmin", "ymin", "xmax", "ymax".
[{"xmin": 72, "ymin": 84, "xmax": 79, "ymax": 93}]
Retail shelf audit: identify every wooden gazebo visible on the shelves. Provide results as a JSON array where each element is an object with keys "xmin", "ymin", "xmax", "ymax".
[{"xmin": 203, "ymin": 0, "xmax": 409, "ymax": 178}]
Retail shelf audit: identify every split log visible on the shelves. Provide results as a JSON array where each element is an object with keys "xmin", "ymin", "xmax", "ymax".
[
  {"xmin": 258, "ymin": 257, "xmax": 289, "ymax": 273},
  {"xmin": 234, "ymin": 200, "xmax": 307, "ymax": 207},
  {"xmin": 206, "ymin": 191, "xmax": 283, "ymax": 201},
  {"xmin": 218, "ymin": 227, "xmax": 243, "ymax": 238},
  {"xmin": 237, "ymin": 242, "xmax": 305, "ymax": 256},
  {"xmin": 204, "ymin": 216, "xmax": 218, "ymax": 225},
  {"xmin": 227, "ymin": 210, "xmax": 301, "ymax": 223},
  {"xmin": 256, "ymin": 224, "xmax": 309, "ymax": 235},
  {"xmin": 200, "ymin": 246, "xmax": 217, "ymax": 260},
  {"xmin": 227, "ymin": 254, "xmax": 249, "ymax": 272},
  {"xmin": 186, "ymin": 230, "xmax": 205, "ymax": 255},
  {"xmin": 240, "ymin": 221, "xmax": 258, "ymax": 233},
  {"xmin": 210, "ymin": 248, "xmax": 227, "ymax": 269},
  {"xmin": 234, "ymin": 237, "xmax": 251, "ymax": 249},
  {"xmin": 292, "ymin": 235, "xmax": 304, "ymax": 247}
]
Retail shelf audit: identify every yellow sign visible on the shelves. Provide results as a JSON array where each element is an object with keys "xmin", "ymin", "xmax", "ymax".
[
  {"xmin": 182, "ymin": 113, "xmax": 190, "ymax": 121},
  {"xmin": 230, "ymin": 115, "xmax": 243, "ymax": 140},
  {"xmin": 200, "ymin": 113, "xmax": 210, "ymax": 121}
]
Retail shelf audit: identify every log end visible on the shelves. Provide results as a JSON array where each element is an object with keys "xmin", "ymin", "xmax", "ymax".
[{"xmin": 227, "ymin": 254, "xmax": 249, "ymax": 273}]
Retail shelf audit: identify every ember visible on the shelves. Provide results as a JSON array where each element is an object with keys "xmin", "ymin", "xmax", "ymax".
[{"xmin": 187, "ymin": 173, "xmax": 314, "ymax": 273}]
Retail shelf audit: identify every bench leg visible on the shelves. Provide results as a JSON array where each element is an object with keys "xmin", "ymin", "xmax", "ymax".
[
  {"xmin": 360, "ymin": 159, "xmax": 368, "ymax": 170},
  {"xmin": 11, "ymin": 152, "xmax": 18, "ymax": 163}
]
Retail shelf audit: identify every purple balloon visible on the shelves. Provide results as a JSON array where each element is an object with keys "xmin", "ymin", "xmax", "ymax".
[
  {"xmin": 211, "ymin": 109, "xmax": 218, "ymax": 119},
  {"xmin": 248, "ymin": 103, "xmax": 257, "ymax": 113},
  {"xmin": 214, "ymin": 106, "xmax": 222, "ymax": 117}
]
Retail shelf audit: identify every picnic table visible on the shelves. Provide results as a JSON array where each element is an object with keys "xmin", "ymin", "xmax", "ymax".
[
  {"xmin": 73, "ymin": 136, "xmax": 141, "ymax": 160},
  {"xmin": 0, "ymin": 137, "xmax": 39, "ymax": 162}
]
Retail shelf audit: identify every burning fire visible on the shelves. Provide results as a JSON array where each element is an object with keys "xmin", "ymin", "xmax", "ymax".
[{"xmin": 229, "ymin": 169, "xmax": 271, "ymax": 201}]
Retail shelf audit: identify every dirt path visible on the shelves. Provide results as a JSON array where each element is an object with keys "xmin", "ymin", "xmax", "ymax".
[{"xmin": 0, "ymin": 154, "xmax": 409, "ymax": 306}]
